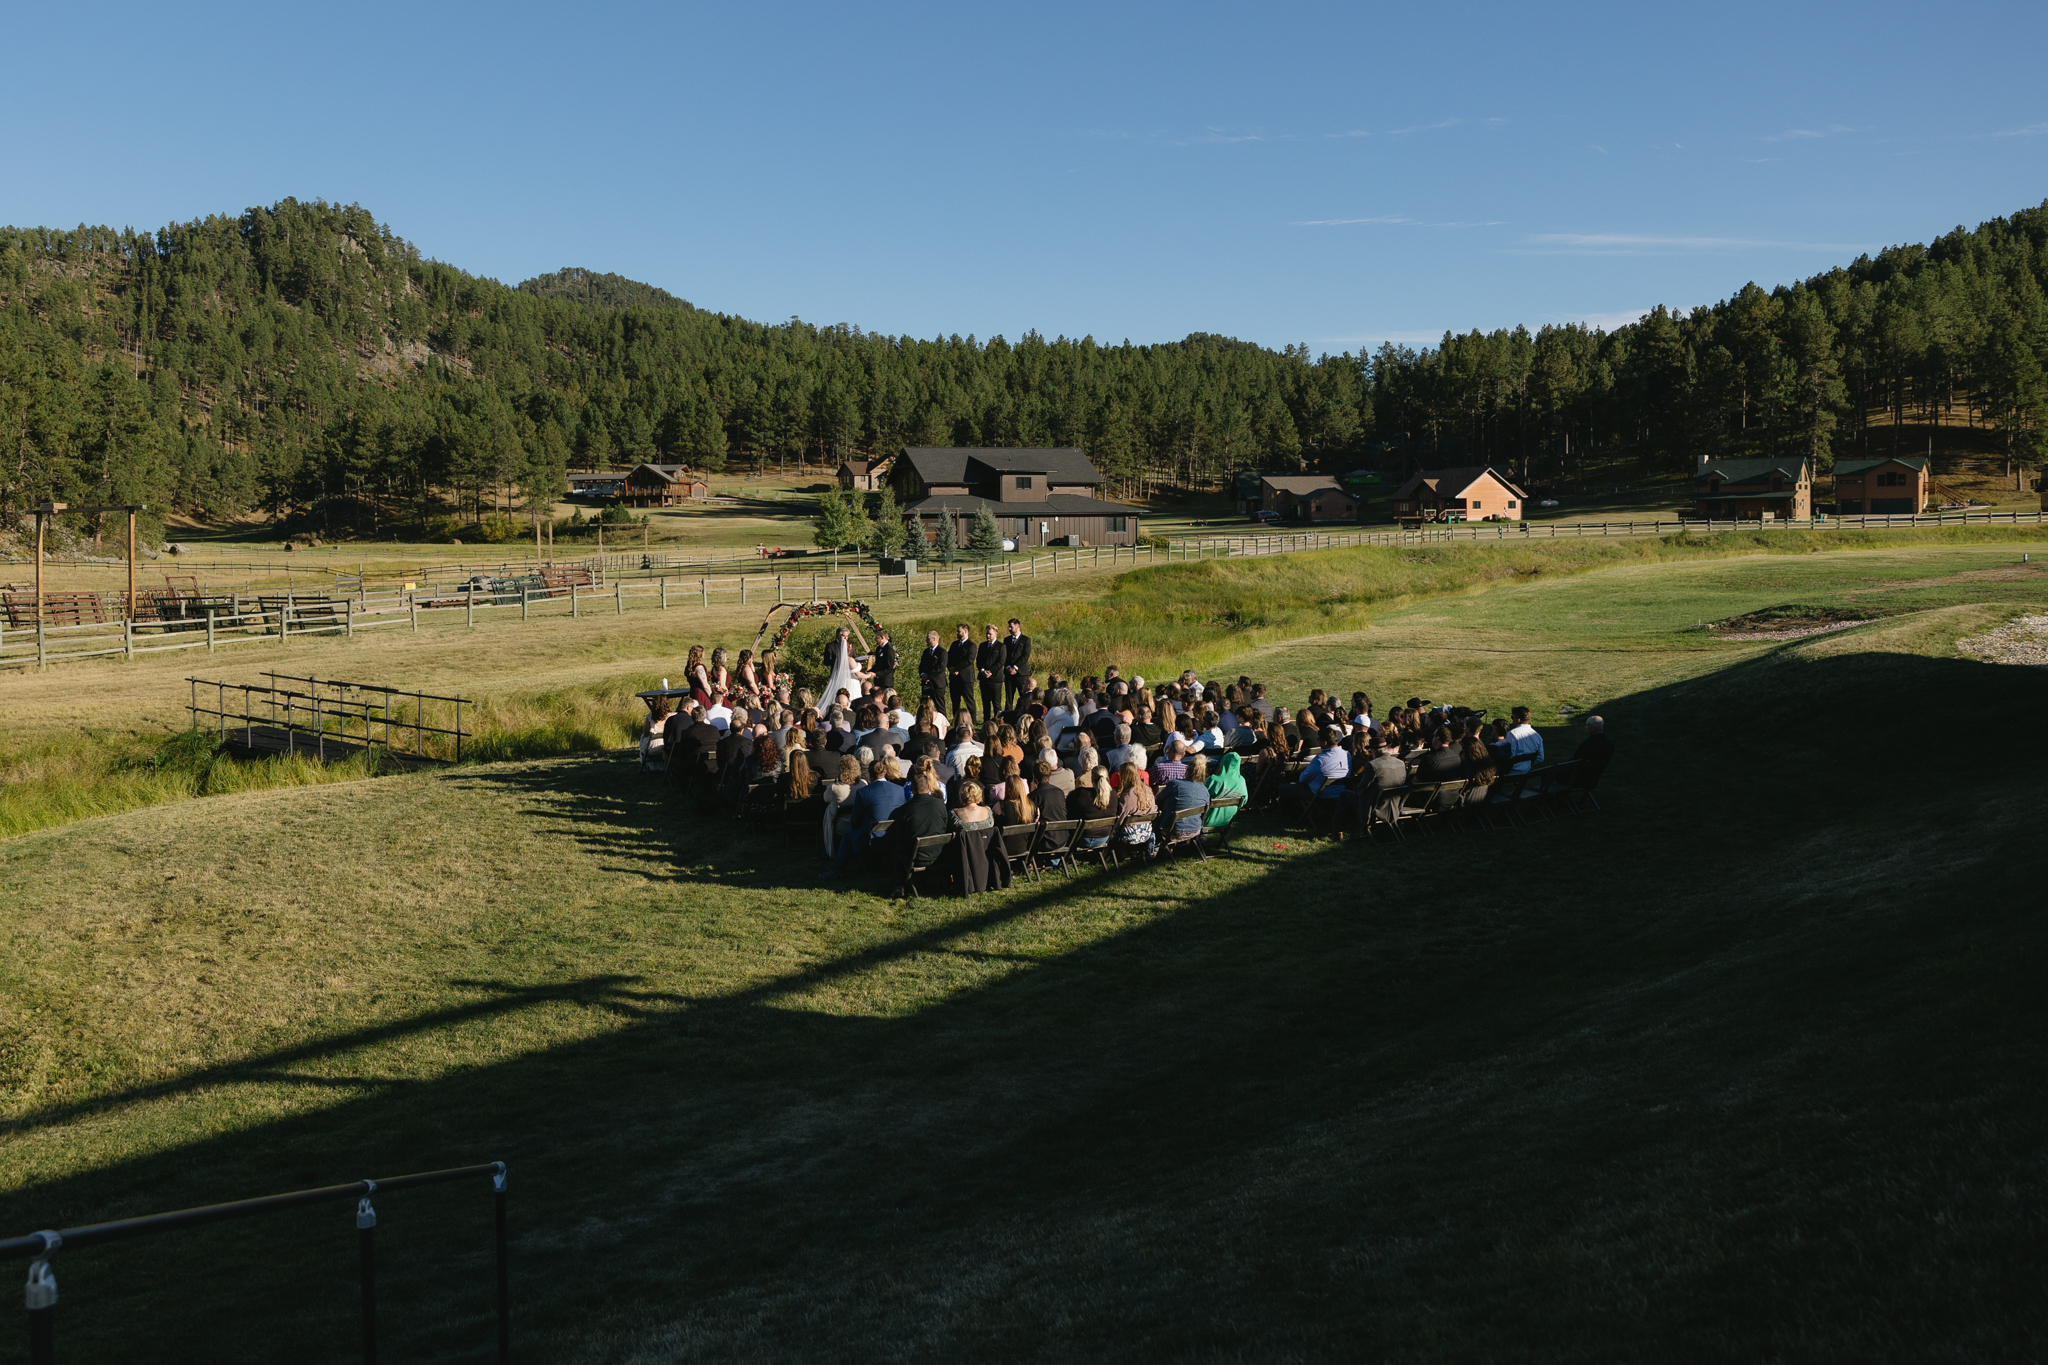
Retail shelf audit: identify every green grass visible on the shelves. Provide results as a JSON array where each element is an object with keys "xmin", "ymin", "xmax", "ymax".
[{"xmin": 2, "ymin": 542, "xmax": 2045, "ymax": 1360}]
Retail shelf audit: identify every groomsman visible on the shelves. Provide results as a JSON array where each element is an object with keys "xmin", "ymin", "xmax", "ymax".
[
  {"xmin": 946, "ymin": 622, "xmax": 977, "ymax": 721},
  {"xmin": 1001, "ymin": 617, "xmax": 1032, "ymax": 712},
  {"xmin": 976, "ymin": 623, "xmax": 1004, "ymax": 725},
  {"xmin": 918, "ymin": 629, "xmax": 947, "ymax": 710}
]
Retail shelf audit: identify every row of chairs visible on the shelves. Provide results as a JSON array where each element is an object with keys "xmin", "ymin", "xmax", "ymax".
[
  {"xmin": 840, "ymin": 793, "xmax": 1249, "ymax": 897},
  {"xmin": 1312, "ymin": 761, "xmax": 1599, "ymax": 843}
]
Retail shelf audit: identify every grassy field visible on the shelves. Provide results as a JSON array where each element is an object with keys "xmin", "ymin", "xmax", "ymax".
[{"xmin": 2, "ymin": 533, "xmax": 2045, "ymax": 1361}]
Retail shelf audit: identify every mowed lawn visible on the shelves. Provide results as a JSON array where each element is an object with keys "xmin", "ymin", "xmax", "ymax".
[{"xmin": 1, "ymin": 545, "xmax": 2045, "ymax": 1361}]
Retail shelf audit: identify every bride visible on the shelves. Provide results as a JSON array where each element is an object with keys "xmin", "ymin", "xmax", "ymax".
[{"xmin": 817, "ymin": 624, "xmax": 872, "ymax": 716}]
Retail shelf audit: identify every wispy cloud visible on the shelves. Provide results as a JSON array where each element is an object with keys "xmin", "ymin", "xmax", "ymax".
[
  {"xmin": 1741, "ymin": 157, "xmax": 1781, "ymax": 163},
  {"xmin": 1294, "ymin": 215, "xmax": 1505, "ymax": 228},
  {"xmin": 1325, "ymin": 129, "xmax": 1372, "ymax": 139},
  {"xmin": 1589, "ymin": 144, "xmax": 1608, "ymax": 155},
  {"xmin": 1761, "ymin": 123, "xmax": 1854, "ymax": 143},
  {"xmin": 1172, "ymin": 127, "xmax": 1273, "ymax": 145},
  {"xmin": 1515, "ymin": 232, "xmax": 1872, "ymax": 255},
  {"xmin": 1994, "ymin": 122, "xmax": 2048, "ymax": 138}
]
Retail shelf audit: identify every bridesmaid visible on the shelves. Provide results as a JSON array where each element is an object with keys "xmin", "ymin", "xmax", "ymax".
[
  {"xmin": 708, "ymin": 646, "xmax": 733, "ymax": 696},
  {"xmin": 735, "ymin": 648, "xmax": 762, "ymax": 694},
  {"xmin": 685, "ymin": 645, "xmax": 711, "ymax": 708}
]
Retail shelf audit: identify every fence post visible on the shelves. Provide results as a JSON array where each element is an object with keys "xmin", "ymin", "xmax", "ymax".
[
  {"xmin": 26, "ymin": 1252, "xmax": 54, "ymax": 1364},
  {"xmin": 572, "ymin": 585, "xmax": 580, "ymax": 618},
  {"xmin": 660, "ymin": 579, "xmax": 667, "ymax": 610},
  {"xmin": 521, "ymin": 588, "xmax": 530, "ymax": 621},
  {"xmin": 616, "ymin": 581, "xmax": 624, "ymax": 615},
  {"xmin": 777, "ymin": 574, "xmax": 784, "ymax": 603},
  {"xmin": 346, "ymin": 599, "xmax": 355, "ymax": 640},
  {"xmin": 467, "ymin": 585, "xmax": 475, "ymax": 629},
  {"xmin": 359, "ymin": 1192, "xmax": 378, "ymax": 1364},
  {"xmin": 741, "ymin": 575, "xmax": 748, "ymax": 605},
  {"xmin": 495, "ymin": 1166, "xmax": 511, "ymax": 1363},
  {"xmin": 124, "ymin": 616, "xmax": 134, "ymax": 661},
  {"xmin": 208, "ymin": 610, "xmax": 216, "ymax": 653},
  {"xmin": 984, "ymin": 562, "xmax": 990, "ymax": 589},
  {"xmin": 411, "ymin": 601, "xmax": 419, "ymax": 633}
]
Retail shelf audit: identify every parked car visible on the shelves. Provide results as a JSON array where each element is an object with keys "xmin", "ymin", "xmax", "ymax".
[{"xmin": 1249, "ymin": 509, "xmax": 1281, "ymax": 524}]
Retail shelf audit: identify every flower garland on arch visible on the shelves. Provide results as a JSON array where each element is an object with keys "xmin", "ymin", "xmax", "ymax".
[{"xmin": 751, "ymin": 599, "xmax": 886, "ymax": 656}]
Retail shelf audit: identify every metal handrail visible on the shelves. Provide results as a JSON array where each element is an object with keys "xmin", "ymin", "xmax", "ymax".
[{"xmin": 6, "ymin": 1160, "xmax": 509, "ymax": 1364}]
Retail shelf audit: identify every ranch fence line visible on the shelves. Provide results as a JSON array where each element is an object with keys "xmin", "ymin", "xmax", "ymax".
[
  {"xmin": 7, "ymin": 509, "xmax": 2046, "ymax": 672},
  {"xmin": 2, "ymin": 1161, "xmax": 510, "ymax": 1365}
]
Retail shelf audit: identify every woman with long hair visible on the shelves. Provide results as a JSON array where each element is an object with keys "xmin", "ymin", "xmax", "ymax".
[
  {"xmin": 685, "ymin": 645, "xmax": 710, "ymax": 707},
  {"xmin": 1000, "ymin": 775, "xmax": 1037, "ymax": 828},
  {"xmin": 1114, "ymin": 760, "xmax": 1158, "ymax": 854},
  {"xmin": 784, "ymin": 747, "xmax": 815, "ymax": 802},
  {"xmin": 1460, "ymin": 736, "xmax": 1497, "ymax": 806},
  {"xmin": 952, "ymin": 754, "xmax": 983, "ymax": 808},
  {"xmin": 708, "ymin": 646, "xmax": 732, "ymax": 695},
  {"xmin": 821, "ymin": 753, "xmax": 864, "ymax": 857},
  {"xmin": 735, "ymin": 648, "xmax": 760, "ymax": 693},
  {"xmin": 760, "ymin": 650, "xmax": 780, "ymax": 693}
]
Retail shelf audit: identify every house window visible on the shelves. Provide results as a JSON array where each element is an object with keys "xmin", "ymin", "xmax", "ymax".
[
  {"xmin": 1877, "ymin": 471, "xmax": 1905, "ymax": 487},
  {"xmin": 1107, "ymin": 516, "xmax": 1127, "ymax": 533},
  {"xmin": 1507, "ymin": 500, "xmax": 1517, "ymax": 508},
  {"xmin": 1016, "ymin": 476, "xmax": 1033, "ymax": 489},
  {"xmin": 1471, "ymin": 501, "xmax": 1482, "ymax": 510}
]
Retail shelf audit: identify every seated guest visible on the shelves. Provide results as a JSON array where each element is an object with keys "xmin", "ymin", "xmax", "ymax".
[
  {"xmin": 1130, "ymin": 705, "xmax": 1165, "ymax": 750},
  {"xmin": 1364, "ymin": 734, "xmax": 1408, "ymax": 794},
  {"xmin": 952, "ymin": 780, "xmax": 995, "ymax": 829},
  {"xmin": 1573, "ymin": 715, "xmax": 1614, "ymax": 785},
  {"xmin": 1289, "ymin": 727, "xmax": 1350, "ymax": 809},
  {"xmin": 1505, "ymin": 706, "xmax": 1545, "ymax": 774},
  {"xmin": 1063, "ymin": 730, "xmax": 1098, "ymax": 772},
  {"xmin": 994, "ymin": 725, "xmax": 1025, "ymax": 768},
  {"xmin": 944, "ymin": 722, "xmax": 984, "ymax": 771},
  {"xmin": 1191, "ymin": 709, "xmax": 1226, "ymax": 753},
  {"xmin": 1043, "ymin": 689, "xmax": 1077, "ymax": 746},
  {"xmin": 1038, "ymin": 751, "xmax": 1076, "ymax": 793},
  {"xmin": 950, "ymin": 754, "xmax": 985, "ymax": 808},
  {"xmin": 1150, "ymin": 738, "xmax": 1190, "ymax": 786},
  {"xmin": 1485, "ymin": 718, "xmax": 1514, "ymax": 768},
  {"xmin": 783, "ymin": 748, "xmax": 819, "ymax": 812},
  {"xmin": 886, "ymin": 771, "xmax": 954, "ymax": 898},
  {"xmin": 820, "ymin": 754, "xmax": 864, "ymax": 857},
  {"xmin": 999, "ymin": 778, "xmax": 1037, "ymax": 829},
  {"xmin": 1033, "ymin": 760, "xmax": 1070, "ymax": 822},
  {"xmin": 744, "ymin": 734, "xmax": 784, "ymax": 787},
  {"xmin": 824, "ymin": 757, "xmax": 907, "ymax": 878},
  {"xmin": 1413, "ymin": 730, "xmax": 1464, "ymax": 784},
  {"xmin": 1156, "ymin": 760, "xmax": 1210, "ymax": 841},
  {"xmin": 1202, "ymin": 752, "xmax": 1246, "ymax": 829},
  {"xmin": 1459, "ymin": 738, "xmax": 1497, "ymax": 805},
  {"xmin": 1072, "ymin": 767, "xmax": 1114, "ymax": 839},
  {"xmin": 1115, "ymin": 762, "xmax": 1160, "ymax": 854},
  {"xmin": 1104, "ymin": 723, "xmax": 1145, "ymax": 773}
]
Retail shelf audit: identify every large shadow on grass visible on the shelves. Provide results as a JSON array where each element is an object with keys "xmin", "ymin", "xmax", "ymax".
[{"xmin": 4, "ymin": 644, "xmax": 2047, "ymax": 1363}]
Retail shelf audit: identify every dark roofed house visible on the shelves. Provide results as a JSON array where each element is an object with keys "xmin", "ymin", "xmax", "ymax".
[
  {"xmin": 1693, "ymin": 457, "xmax": 1811, "ymax": 520},
  {"xmin": 1390, "ymin": 466, "xmax": 1527, "ymax": 521},
  {"xmin": 887, "ymin": 447, "xmax": 1140, "ymax": 548},
  {"xmin": 1832, "ymin": 456, "xmax": 1928, "ymax": 515},
  {"xmin": 1258, "ymin": 474, "xmax": 1354, "ymax": 521},
  {"xmin": 619, "ymin": 463, "xmax": 710, "ymax": 506}
]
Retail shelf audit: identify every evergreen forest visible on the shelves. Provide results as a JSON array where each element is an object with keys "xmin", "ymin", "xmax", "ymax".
[{"xmin": 3, "ymin": 196, "xmax": 2046, "ymax": 540}]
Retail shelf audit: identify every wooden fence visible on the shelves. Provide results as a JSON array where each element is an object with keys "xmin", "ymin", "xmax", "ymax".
[
  {"xmin": 9, "ymin": 510, "xmax": 2046, "ymax": 669},
  {"xmin": 185, "ymin": 672, "xmax": 471, "ymax": 764}
]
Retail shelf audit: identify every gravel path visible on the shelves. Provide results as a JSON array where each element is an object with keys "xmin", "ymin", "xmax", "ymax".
[{"xmin": 1956, "ymin": 614, "xmax": 2048, "ymax": 667}]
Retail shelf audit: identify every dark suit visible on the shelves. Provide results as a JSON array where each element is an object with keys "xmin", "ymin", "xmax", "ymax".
[
  {"xmin": 918, "ymin": 644, "xmax": 947, "ymax": 708},
  {"xmin": 1415, "ymin": 747, "xmax": 1463, "ymax": 784},
  {"xmin": 872, "ymin": 640, "xmax": 898, "ymax": 693},
  {"xmin": 946, "ymin": 636, "xmax": 976, "ymax": 720},
  {"xmin": 1001, "ymin": 631, "xmax": 1032, "ymax": 710},
  {"xmin": 1573, "ymin": 733, "xmax": 1614, "ymax": 788},
  {"xmin": 976, "ymin": 639, "xmax": 1003, "ymax": 723},
  {"xmin": 673, "ymin": 718, "xmax": 722, "ymax": 801},
  {"xmin": 888, "ymin": 792, "xmax": 954, "ymax": 884}
]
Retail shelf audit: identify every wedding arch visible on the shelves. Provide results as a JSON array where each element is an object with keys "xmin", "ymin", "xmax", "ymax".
[{"xmin": 750, "ymin": 599, "xmax": 885, "ymax": 656}]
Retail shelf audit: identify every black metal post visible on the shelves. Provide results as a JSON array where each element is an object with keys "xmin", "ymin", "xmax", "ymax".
[
  {"xmin": 357, "ymin": 1193, "xmax": 377, "ymax": 1364},
  {"xmin": 493, "ymin": 1163, "xmax": 510, "ymax": 1363},
  {"xmin": 26, "ymin": 1243, "xmax": 57, "ymax": 1365}
]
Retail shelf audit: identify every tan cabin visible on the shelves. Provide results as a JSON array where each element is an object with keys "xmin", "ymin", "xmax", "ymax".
[
  {"xmin": 1390, "ymin": 466, "xmax": 1526, "ymax": 521},
  {"xmin": 1258, "ymin": 475, "xmax": 1355, "ymax": 522},
  {"xmin": 836, "ymin": 457, "xmax": 891, "ymax": 491},
  {"xmin": 1694, "ymin": 458, "xmax": 1811, "ymax": 520}
]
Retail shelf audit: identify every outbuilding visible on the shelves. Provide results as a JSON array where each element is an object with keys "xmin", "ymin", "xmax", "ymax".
[
  {"xmin": 1390, "ymin": 466, "xmax": 1527, "ymax": 521},
  {"xmin": 618, "ymin": 463, "xmax": 710, "ymax": 507},
  {"xmin": 889, "ymin": 446, "xmax": 1141, "ymax": 548},
  {"xmin": 1693, "ymin": 458, "xmax": 1812, "ymax": 520}
]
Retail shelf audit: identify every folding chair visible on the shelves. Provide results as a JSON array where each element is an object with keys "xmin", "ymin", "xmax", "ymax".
[
  {"xmin": 903, "ymin": 832, "xmax": 956, "ymax": 898},
  {"xmin": 1202, "ymin": 794, "xmax": 1245, "ymax": 853},
  {"xmin": 1475, "ymin": 772, "xmax": 1530, "ymax": 830},
  {"xmin": 1530, "ymin": 761, "xmax": 1582, "ymax": 819},
  {"xmin": 1398, "ymin": 783, "xmax": 1443, "ymax": 837},
  {"xmin": 1566, "ymin": 759, "xmax": 1605, "ymax": 814},
  {"xmin": 1035, "ymin": 818, "xmax": 1084, "ymax": 879},
  {"xmin": 1360, "ymin": 784, "xmax": 1407, "ymax": 844},
  {"xmin": 1157, "ymin": 801, "xmax": 1212, "ymax": 863},
  {"xmin": 1072, "ymin": 812, "xmax": 1127, "ymax": 870},
  {"xmin": 998, "ymin": 821, "xmax": 1042, "ymax": 883},
  {"xmin": 860, "ymin": 819, "xmax": 895, "ymax": 875},
  {"xmin": 1430, "ymin": 779, "xmax": 1472, "ymax": 832}
]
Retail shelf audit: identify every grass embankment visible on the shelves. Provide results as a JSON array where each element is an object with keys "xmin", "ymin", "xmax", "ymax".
[{"xmin": 1, "ymin": 551, "xmax": 2044, "ymax": 1360}]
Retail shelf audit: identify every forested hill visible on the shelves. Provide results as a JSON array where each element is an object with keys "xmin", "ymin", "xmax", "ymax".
[
  {"xmin": 2, "ymin": 194, "xmax": 2046, "ymax": 539},
  {"xmin": 516, "ymin": 267, "xmax": 694, "ymax": 312}
]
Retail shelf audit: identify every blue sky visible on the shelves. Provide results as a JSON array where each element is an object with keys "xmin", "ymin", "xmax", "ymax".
[{"xmin": 4, "ymin": 1, "xmax": 2046, "ymax": 353}]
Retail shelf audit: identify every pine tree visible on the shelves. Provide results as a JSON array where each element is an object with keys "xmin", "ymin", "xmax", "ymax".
[
  {"xmin": 968, "ymin": 504, "xmax": 1003, "ymax": 558},
  {"xmin": 812, "ymin": 486, "xmax": 855, "ymax": 568},
  {"xmin": 869, "ymin": 485, "xmax": 906, "ymax": 557},
  {"xmin": 934, "ymin": 504, "xmax": 958, "ymax": 564}
]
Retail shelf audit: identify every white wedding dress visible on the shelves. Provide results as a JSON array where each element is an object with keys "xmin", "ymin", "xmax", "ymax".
[{"xmin": 817, "ymin": 643, "xmax": 865, "ymax": 716}]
